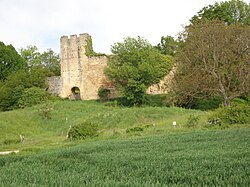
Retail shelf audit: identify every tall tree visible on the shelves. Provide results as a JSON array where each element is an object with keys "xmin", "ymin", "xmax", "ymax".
[
  {"xmin": 175, "ymin": 20, "xmax": 250, "ymax": 106},
  {"xmin": 0, "ymin": 41, "xmax": 26, "ymax": 80},
  {"xmin": 155, "ymin": 36, "xmax": 179, "ymax": 56},
  {"xmin": 41, "ymin": 49, "xmax": 60, "ymax": 76},
  {"xmin": 0, "ymin": 67, "xmax": 50, "ymax": 111},
  {"xmin": 20, "ymin": 46, "xmax": 60, "ymax": 76},
  {"xmin": 190, "ymin": 0, "xmax": 250, "ymax": 25},
  {"xmin": 105, "ymin": 37, "xmax": 173, "ymax": 106}
]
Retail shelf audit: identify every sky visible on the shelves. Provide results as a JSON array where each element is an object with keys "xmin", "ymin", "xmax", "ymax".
[{"xmin": 0, "ymin": 0, "xmax": 228, "ymax": 54}]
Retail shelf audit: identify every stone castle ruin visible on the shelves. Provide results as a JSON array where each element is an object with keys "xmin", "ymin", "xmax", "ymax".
[
  {"xmin": 48, "ymin": 33, "xmax": 112, "ymax": 100},
  {"xmin": 48, "ymin": 33, "xmax": 174, "ymax": 100}
]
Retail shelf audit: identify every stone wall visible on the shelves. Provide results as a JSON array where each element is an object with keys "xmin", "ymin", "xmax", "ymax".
[
  {"xmin": 58, "ymin": 33, "xmax": 112, "ymax": 100},
  {"xmin": 47, "ymin": 76, "xmax": 61, "ymax": 96},
  {"xmin": 147, "ymin": 67, "xmax": 176, "ymax": 95},
  {"xmin": 47, "ymin": 33, "xmax": 174, "ymax": 100}
]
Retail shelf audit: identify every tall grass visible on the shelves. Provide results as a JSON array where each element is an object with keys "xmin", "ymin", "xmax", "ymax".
[{"xmin": 0, "ymin": 100, "xmax": 209, "ymax": 151}]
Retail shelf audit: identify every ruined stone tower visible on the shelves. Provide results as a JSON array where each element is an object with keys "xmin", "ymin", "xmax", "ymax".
[
  {"xmin": 47, "ymin": 33, "xmax": 174, "ymax": 100},
  {"xmin": 59, "ymin": 33, "xmax": 109, "ymax": 100}
]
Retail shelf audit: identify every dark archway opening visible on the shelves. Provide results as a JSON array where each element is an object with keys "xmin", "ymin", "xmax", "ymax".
[{"xmin": 71, "ymin": 87, "xmax": 81, "ymax": 100}]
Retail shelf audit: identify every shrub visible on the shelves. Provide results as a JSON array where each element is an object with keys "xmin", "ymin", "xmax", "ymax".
[
  {"xmin": 68, "ymin": 121, "xmax": 98, "ymax": 140},
  {"xmin": 186, "ymin": 115, "xmax": 200, "ymax": 128},
  {"xmin": 208, "ymin": 100, "xmax": 250, "ymax": 126},
  {"xmin": 17, "ymin": 87, "xmax": 49, "ymax": 108},
  {"xmin": 98, "ymin": 86, "xmax": 111, "ymax": 102},
  {"xmin": 191, "ymin": 96, "xmax": 223, "ymax": 110},
  {"xmin": 38, "ymin": 102, "xmax": 54, "ymax": 119},
  {"xmin": 3, "ymin": 138, "xmax": 19, "ymax": 145},
  {"xmin": 126, "ymin": 126, "xmax": 144, "ymax": 133}
]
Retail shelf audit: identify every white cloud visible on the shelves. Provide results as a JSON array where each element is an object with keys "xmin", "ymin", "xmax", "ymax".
[{"xmin": 0, "ymin": 0, "xmax": 225, "ymax": 54}]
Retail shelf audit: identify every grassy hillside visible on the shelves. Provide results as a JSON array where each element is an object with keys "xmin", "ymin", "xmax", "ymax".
[
  {"xmin": 0, "ymin": 128, "xmax": 249, "ymax": 186},
  {"xmin": 0, "ymin": 100, "xmax": 210, "ymax": 152}
]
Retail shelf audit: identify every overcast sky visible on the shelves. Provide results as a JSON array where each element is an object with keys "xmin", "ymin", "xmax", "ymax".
[{"xmin": 0, "ymin": 0, "xmax": 228, "ymax": 54}]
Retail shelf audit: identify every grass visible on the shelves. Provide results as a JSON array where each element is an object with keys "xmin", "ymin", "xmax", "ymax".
[
  {"xmin": 0, "ymin": 99, "xmax": 249, "ymax": 186},
  {"xmin": 0, "ymin": 128, "xmax": 249, "ymax": 186},
  {"xmin": 0, "ymin": 100, "xmax": 210, "ymax": 152}
]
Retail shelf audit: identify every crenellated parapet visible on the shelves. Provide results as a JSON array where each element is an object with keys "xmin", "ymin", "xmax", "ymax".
[
  {"xmin": 48, "ymin": 33, "xmax": 173, "ymax": 101},
  {"xmin": 59, "ymin": 33, "xmax": 111, "ymax": 100}
]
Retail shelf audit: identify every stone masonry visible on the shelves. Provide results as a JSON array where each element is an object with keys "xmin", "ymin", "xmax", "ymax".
[
  {"xmin": 51, "ymin": 33, "xmax": 111, "ymax": 100},
  {"xmin": 48, "ymin": 33, "xmax": 173, "ymax": 100}
]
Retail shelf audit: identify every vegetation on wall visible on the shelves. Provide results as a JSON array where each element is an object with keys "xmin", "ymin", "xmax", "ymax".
[
  {"xmin": 85, "ymin": 37, "xmax": 106, "ymax": 57},
  {"xmin": 0, "ymin": 1, "xmax": 249, "ymax": 186}
]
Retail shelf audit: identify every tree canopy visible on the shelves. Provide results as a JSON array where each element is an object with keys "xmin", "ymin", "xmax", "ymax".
[
  {"xmin": 155, "ymin": 36, "xmax": 179, "ymax": 56},
  {"xmin": 190, "ymin": 0, "xmax": 250, "ymax": 25},
  {"xmin": 175, "ymin": 20, "xmax": 250, "ymax": 107},
  {"xmin": 0, "ymin": 44, "xmax": 58, "ymax": 111},
  {"xmin": 105, "ymin": 37, "xmax": 173, "ymax": 106},
  {"xmin": 20, "ymin": 46, "xmax": 60, "ymax": 76},
  {"xmin": 0, "ymin": 42, "xmax": 26, "ymax": 80}
]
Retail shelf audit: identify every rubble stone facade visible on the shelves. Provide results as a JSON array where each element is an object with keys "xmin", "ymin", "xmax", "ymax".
[
  {"xmin": 48, "ymin": 33, "xmax": 173, "ymax": 100},
  {"xmin": 48, "ymin": 33, "xmax": 111, "ymax": 100}
]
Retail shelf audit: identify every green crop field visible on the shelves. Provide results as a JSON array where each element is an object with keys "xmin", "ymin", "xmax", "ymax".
[{"xmin": 0, "ymin": 128, "xmax": 249, "ymax": 186}]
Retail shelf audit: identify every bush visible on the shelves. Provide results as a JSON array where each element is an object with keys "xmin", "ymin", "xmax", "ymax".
[
  {"xmin": 3, "ymin": 138, "xmax": 19, "ymax": 145},
  {"xmin": 172, "ymin": 93, "xmax": 223, "ymax": 110},
  {"xmin": 38, "ymin": 102, "xmax": 54, "ymax": 119},
  {"xmin": 18, "ymin": 87, "xmax": 49, "ymax": 108},
  {"xmin": 126, "ymin": 126, "xmax": 144, "ymax": 133},
  {"xmin": 98, "ymin": 86, "xmax": 111, "ymax": 102},
  {"xmin": 208, "ymin": 99, "xmax": 250, "ymax": 126},
  {"xmin": 68, "ymin": 121, "xmax": 98, "ymax": 140},
  {"xmin": 191, "ymin": 96, "xmax": 223, "ymax": 110},
  {"xmin": 186, "ymin": 115, "xmax": 200, "ymax": 128}
]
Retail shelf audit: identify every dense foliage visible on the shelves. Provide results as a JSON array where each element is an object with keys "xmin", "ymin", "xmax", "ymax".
[
  {"xmin": 0, "ymin": 67, "xmax": 50, "ymax": 111},
  {"xmin": 175, "ymin": 20, "xmax": 250, "ymax": 107},
  {"xmin": 0, "ymin": 41, "xmax": 26, "ymax": 80},
  {"xmin": 155, "ymin": 36, "xmax": 179, "ymax": 56},
  {"xmin": 0, "ymin": 43, "xmax": 60, "ymax": 111},
  {"xmin": 208, "ymin": 98, "xmax": 250, "ymax": 126},
  {"xmin": 68, "ymin": 121, "xmax": 99, "ymax": 140},
  {"xmin": 105, "ymin": 37, "xmax": 173, "ymax": 106},
  {"xmin": 190, "ymin": 0, "xmax": 250, "ymax": 25},
  {"xmin": 17, "ymin": 87, "xmax": 50, "ymax": 108},
  {"xmin": 98, "ymin": 86, "xmax": 111, "ymax": 102},
  {"xmin": 20, "ymin": 46, "xmax": 60, "ymax": 76}
]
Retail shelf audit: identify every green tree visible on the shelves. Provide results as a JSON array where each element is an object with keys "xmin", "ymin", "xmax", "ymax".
[
  {"xmin": 190, "ymin": 0, "xmax": 250, "ymax": 25},
  {"xmin": 17, "ymin": 87, "xmax": 49, "ymax": 108},
  {"xmin": 19, "ymin": 45, "xmax": 41, "ymax": 68},
  {"xmin": 0, "ymin": 67, "xmax": 50, "ymax": 111},
  {"xmin": 41, "ymin": 49, "xmax": 60, "ymax": 76},
  {"xmin": 105, "ymin": 37, "xmax": 173, "ymax": 106},
  {"xmin": 175, "ymin": 20, "xmax": 250, "ymax": 107},
  {"xmin": 0, "ymin": 41, "xmax": 26, "ymax": 80},
  {"xmin": 20, "ymin": 46, "xmax": 60, "ymax": 76},
  {"xmin": 155, "ymin": 36, "xmax": 179, "ymax": 56}
]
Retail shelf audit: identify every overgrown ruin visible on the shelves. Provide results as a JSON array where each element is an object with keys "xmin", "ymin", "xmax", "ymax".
[
  {"xmin": 48, "ymin": 33, "xmax": 173, "ymax": 100},
  {"xmin": 48, "ymin": 33, "xmax": 112, "ymax": 100}
]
